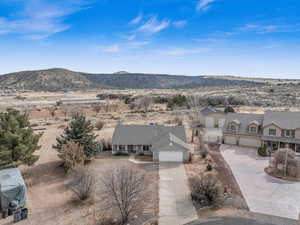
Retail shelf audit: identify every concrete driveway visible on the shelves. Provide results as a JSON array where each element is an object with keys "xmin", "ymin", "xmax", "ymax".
[
  {"xmin": 159, "ymin": 163, "xmax": 198, "ymax": 225},
  {"xmin": 221, "ymin": 144, "xmax": 300, "ymax": 219}
]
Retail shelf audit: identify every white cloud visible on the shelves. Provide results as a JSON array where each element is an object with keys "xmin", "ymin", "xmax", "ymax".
[
  {"xmin": 137, "ymin": 16, "xmax": 170, "ymax": 34},
  {"xmin": 162, "ymin": 47, "xmax": 211, "ymax": 56},
  {"xmin": 101, "ymin": 44, "xmax": 121, "ymax": 53},
  {"xmin": 0, "ymin": 0, "xmax": 91, "ymax": 39},
  {"xmin": 128, "ymin": 41, "xmax": 150, "ymax": 47},
  {"xmin": 196, "ymin": 0, "xmax": 216, "ymax": 12},
  {"xmin": 172, "ymin": 20, "xmax": 187, "ymax": 28},
  {"xmin": 129, "ymin": 13, "xmax": 143, "ymax": 25},
  {"xmin": 240, "ymin": 24, "xmax": 291, "ymax": 34}
]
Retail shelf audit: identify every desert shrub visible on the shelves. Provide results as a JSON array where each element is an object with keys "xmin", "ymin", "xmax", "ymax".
[
  {"xmin": 258, "ymin": 145, "xmax": 269, "ymax": 157},
  {"xmin": 189, "ymin": 175, "xmax": 224, "ymax": 208},
  {"xmin": 167, "ymin": 95, "xmax": 187, "ymax": 109},
  {"xmin": 223, "ymin": 196, "xmax": 248, "ymax": 210},
  {"xmin": 153, "ymin": 96, "xmax": 169, "ymax": 104},
  {"xmin": 207, "ymin": 96, "xmax": 227, "ymax": 106},
  {"xmin": 200, "ymin": 149, "xmax": 208, "ymax": 159},
  {"xmin": 95, "ymin": 120, "xmax": 105, "ymax": 130},
  {"xmin": 69, "ymin": 168, "xmax": 95, "ymax": 201},
  {"xmin": 174, "ymin": 116, "xmax": 183, "ymax": 126},
  {"xmin": 101, "ymin": 139, "xmax": 112, "ymax": 151},
  {"xmin": 97, "ymin": 217, "xmax": 121, "ymax": 225},
  {"xmin": 206, "ymin": 164, "xmax": 213, "ymax": 171},
  {"xmin": 224, "ymin": 106, "xmax": 235, "ymax": 113},
  {"xmin": 228, "ymin": 96, "xmax": 247, "ymax": 105},
  {"xmin": 59, "ymin": 141, "xmax": 86, "ymax": 172}
]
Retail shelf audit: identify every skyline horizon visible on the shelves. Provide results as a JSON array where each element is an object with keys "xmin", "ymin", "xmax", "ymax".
[
  {"xmin": 1, "ymin": 0, "xmax": 300, "ymax": 79},
  {"xmin": 0, "ymin": 67, "xmax": 299, "ymax": 80}
]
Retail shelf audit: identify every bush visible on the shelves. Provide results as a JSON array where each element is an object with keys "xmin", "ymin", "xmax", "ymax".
[
  {"xmin": 95, "ymin": 120, "xmax": 105, "ymax": 130},
  {"xmin": 224, "ymin": 106, "xmax": 235, "ymax": 113},
  {"xmin": 258, "ymin": 145, "xmax": 269, "ymax": 157},
  {"xmin": 189, "ymin": 175, "xmax": 224, "ymax": 208},
  {"xmin": 101, "ymin": 139, "xmax": 112, "ymax": 151},
  {"xmin": 59, "ymin": 141, "xmax": 86, "ymax": 172},
  {"xmin": 200, "ymin": 149, "xmax": 208, "ymax": 159},
  {"xmin": 69, "ymin": 168, "xmax": 95, "ymax": 201},
  {"xmin": 167, "ymin": 95, "xmax": 187, "ymax": 109},
  {"xmin": 97, "ymin": 217, "xmax": 121, "ymax": 225},
  {"xmin": 206, "ymin": 164, "xmax": 213, "ymax": 171}
]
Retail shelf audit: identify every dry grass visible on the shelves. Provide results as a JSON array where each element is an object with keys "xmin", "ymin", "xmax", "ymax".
[{"xmin": 0, "ymin": 123, "xmax": 159, "ymax": 225}]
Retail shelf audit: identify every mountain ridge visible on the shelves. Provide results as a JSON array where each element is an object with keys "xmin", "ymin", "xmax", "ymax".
[{"xmin": 0, "ymin": 68, "xmax": 266, "ymax": 91}]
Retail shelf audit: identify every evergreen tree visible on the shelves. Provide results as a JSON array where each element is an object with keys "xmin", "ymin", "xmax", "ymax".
[
  {"xmin": 0, "ymin": 108, "xmax": 41, "ymax": 168},
  {"xmin": 53, "ymin": 113, "xmax": 100, "ymax": 159}
]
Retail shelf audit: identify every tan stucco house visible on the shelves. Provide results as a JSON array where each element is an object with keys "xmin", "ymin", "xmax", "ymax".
[
  {"xmin": 200, "ymin": 107, "xmax": 226, "ymax": 128},
  {"xmin": 223, "ymin": 110, "xmax": 300, "ymax": 152}
]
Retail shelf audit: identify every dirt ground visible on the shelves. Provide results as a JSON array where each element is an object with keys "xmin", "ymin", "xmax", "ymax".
[
  {"xmin": 184, "ymin": 145, "xmax": 249, "ymax": 219},
  {"xmin": 0, "ymin": 124, "xmax": 158, "ymax": 225}
]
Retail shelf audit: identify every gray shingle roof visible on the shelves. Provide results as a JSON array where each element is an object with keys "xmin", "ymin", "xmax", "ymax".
[
  {"xmin": 263, "ymin": 110, "xmax": 300, "ymax": 129},
  {"xmin": 223, "ymin": 113, "xmax": 264, "ymax": 135},
  {"xmin": 112, "ymin": 124, "xmax": 188, "ymax": 147}
]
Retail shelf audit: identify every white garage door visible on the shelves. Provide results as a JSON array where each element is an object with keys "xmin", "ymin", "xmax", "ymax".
[
  {"xmin": 159, "ymin": 152, "xmax": 183, "ymax": 162},
  {"xmin": 219, "ymin": 119, "xmax": 226, "ymax": 128},
  {"xmin": 205, "ymin": 117, "xmax": 214, "ymax": 128},
  {"xmin": 224, "ymin": 136, "xmax": 238, "ymax": 145},
  {"xmin": 239, "ymin": 137, "xmax": 261, "ymax": 148}
]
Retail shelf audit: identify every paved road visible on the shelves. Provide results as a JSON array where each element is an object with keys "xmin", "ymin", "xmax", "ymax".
[
  {"xmin": 221, "ymin": 145, "xmax": 300, "ymax": 220},
  {"xmin": 159, "ymin": 163, "xmax": 198, "ymax": 225}
]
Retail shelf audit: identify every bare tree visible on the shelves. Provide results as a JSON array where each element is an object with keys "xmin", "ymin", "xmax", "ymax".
[
  {"xmin": 101, "ymin": 165, "xmax": 146, "ymax": 224},
  {"xmin": 69, "ymin": 167, "xmax": 95, "ymax": 201},
  {"xmin": 187, "ymin": 95, "xmax": 206, "ymax": 143},
  {"xmin": 137, "ymin": 96, "xmax": 152, "ymax": 113},
  {"xmin": 92, "ymin": 104, "xmax": 102, "ymax": 116},
  {"xmin": 59, "ymin": 141, "xmax": 86, "ymax": 172}
]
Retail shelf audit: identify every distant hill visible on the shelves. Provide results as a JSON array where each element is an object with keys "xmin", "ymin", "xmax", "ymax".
[{"xmin": 0, "ymin": 68, "xmax": 266, "ymax": 91}]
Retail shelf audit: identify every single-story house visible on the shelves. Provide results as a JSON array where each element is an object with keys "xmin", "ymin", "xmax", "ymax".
[
  {"xmin": 200, "ymin": 107, "xmax": 226, "ymax": 128},
  {"xmin": 112, "ymin": 124, "xmax": 191, "ymax": 162}
]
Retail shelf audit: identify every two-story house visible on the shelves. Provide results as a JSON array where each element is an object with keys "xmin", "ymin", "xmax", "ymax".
[
  {"xmin": 262, "ymin": 111, "xmax": 300, "ymax": 152},
  {"xmin": 222, "ymin": 111, "xmax": 300, "ymax": 153},
  {"xmin": 223, "ymin": 113, "xmax": 264, "ymax": 148}
]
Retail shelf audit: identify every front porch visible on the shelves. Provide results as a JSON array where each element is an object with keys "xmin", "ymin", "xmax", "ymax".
[
  {"xmin": 112, "ymin": 144, "xmax": 153, "ymax": 156},
  {"xmin": 263, "ymin": 141, "xmax": 300, "ymax": 153}
]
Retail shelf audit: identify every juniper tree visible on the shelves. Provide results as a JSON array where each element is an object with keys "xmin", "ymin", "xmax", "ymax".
[
  {"xmin": 53, "ymin": 113, "xmax": 101, "ymax": 159},
  {"xmin": 0, "ymin": 108, "xmax": 41, "ymax": 168}
]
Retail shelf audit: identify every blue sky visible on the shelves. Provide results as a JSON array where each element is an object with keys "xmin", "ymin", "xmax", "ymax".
[{"xmin": 0, "ymin": 0, "xmax": 300, "ymax": 78}]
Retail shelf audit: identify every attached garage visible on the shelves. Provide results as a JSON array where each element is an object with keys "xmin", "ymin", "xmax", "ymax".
[
  {"xmin": 239, "ymin": 137, "xmax": 261, "ymax": 148},
  {"xmin": 219, "ymin": 119, "xmax": 226, "ymax": 128},
  {"xmin": 205, "ymin": 117, "xmax": 214, "ymax": 128},
  {"xmin": 159, "ymin": 151, "xmax": 183, "ymax": 162},
  {"xmin": 224, "ymin": 136, "xmax": 238, "ymax": 145}
]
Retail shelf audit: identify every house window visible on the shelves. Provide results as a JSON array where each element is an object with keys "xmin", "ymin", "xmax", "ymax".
[
  {"xmin": 284, "ymin": 130, "xmax": 292, "ymax": 137},
  {"xmin": 143, "ymin": 145, "xmax": 150, "ymax": 151},
  {"xmin": 119, "ymin": 145, "xmax": 125, "ymax": 151},
  {"xmin": 230, "ymin": 124, "xmax": 236, "ymax": 132},
  {"xmin": 249, "ymin": 125, "xmax": 257, "ymax": 133},
  {"xmin": 269, "ymin": 128, "xmax": 277, "ymax": 136}
]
